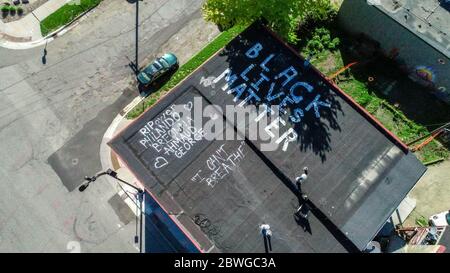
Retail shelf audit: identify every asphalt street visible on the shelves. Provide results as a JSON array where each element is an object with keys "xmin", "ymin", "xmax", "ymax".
[{"xmin": 0, "ymin": 0, "xmax": 210, "ymax": 252}]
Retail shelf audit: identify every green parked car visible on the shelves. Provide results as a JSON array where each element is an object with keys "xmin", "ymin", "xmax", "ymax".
[{"xmin": 137, "ymin": 53, "xmax": 178, "ymax": 86}]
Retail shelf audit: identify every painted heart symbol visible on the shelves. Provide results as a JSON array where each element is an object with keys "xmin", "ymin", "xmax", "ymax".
[
  {"xmin": 184, "ymin": 101, "xmax": 193, "ymax": 111},
  {"xmin": 154, "ymin": 156, "xmax": 168, "ymax": 169}
]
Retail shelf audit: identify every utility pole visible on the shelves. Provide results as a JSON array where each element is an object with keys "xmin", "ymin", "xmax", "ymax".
[
  {"xmin": 128, "ymin": 0, "xmax": 142, "ymax": 74},
  {"xmin": 135, "ymin": 0, "xmax": 141, "ymax": 72}
]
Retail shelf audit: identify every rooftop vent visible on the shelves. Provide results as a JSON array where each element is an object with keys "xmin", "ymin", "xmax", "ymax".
[{"xmin": 382, "ymin": 0, "xmax": 404, "ymax": 12}]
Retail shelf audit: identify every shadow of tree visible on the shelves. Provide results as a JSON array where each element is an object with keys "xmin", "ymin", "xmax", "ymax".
[
  {"xmin": 202, "ymin": 23, "xmax": 358, "ymax": 252},
  {"xmin": 335, "ymin": 31, "xmax": 450, "ymax": 150},
  {"xmin": 218, "ymin": 24, "xmax": 343, "ymax": 162},
  {"xmin": 293, "ymin": 11, "xmax": 450, "ymax": 152},
  {"xmin": 294, "ymin": 182, "xmax": 312, "ymax": 234}
]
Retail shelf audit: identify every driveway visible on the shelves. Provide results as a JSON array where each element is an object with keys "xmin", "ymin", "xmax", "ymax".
[
  {"xmin": 404, "ymin": 159, "xmax": 450, "ymax": 227},
  {"xmin": 0, "ymin": 0, "xmax": 218, "ymax": 252}
]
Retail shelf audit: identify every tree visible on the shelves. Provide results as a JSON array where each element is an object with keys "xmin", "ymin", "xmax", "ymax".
[{"xmin": 202, "ymin": 0, "xmax": 333, "ymax": 43}]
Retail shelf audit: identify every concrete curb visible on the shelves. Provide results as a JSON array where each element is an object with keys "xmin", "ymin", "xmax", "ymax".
[
  {"xmin": 0, "ymin": 2, "xmax": 98, "ymax": 50},
  {"xmin": 100, "ymin": 95, "xmax": 143, "ymax": 173},
  {"xmin": 99, "ymin": 93, "xmax": 214, "ymax": 254},
  {"xmin": 99, "ymin": 95, "xmax": 144, "ymax": 201}
]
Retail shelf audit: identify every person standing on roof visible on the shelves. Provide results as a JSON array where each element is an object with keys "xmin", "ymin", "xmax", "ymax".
[
  {"xmin": 260, "ymin": 224, "xmax": 273, "ymax": 252},
  {"xmin": 295, "ymin": 167, "xmax": 309, "ymax": 186},
  {"xmin": 260, "ymin": 224, "xmax": 271, "ymax": 237}
]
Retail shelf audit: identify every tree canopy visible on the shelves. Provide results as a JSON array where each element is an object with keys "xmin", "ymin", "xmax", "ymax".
[{"xmin": 202, "ymin": 0, "xmax": 333, "ymax": 43}]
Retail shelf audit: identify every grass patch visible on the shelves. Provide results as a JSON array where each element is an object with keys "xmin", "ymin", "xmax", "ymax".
[
  {"xmin": 308, "ymin": 50, "xmax": 344, "ymax": 75},
  {"xmin": 125, "ymin": 16, "xmax": 449, "ymax": 163},
  {"xmin": 126, "ymin": 23, "xmax": 248, "ymax": 119},
  {"xmin": 415, "ymin": 216, "xmax": 429, "ymax": 227},
  {"xmin": 298, "ymin": 15, "xmax": 449, "ymax": 163},
  {"xmin": 40, "ymin": 0, "xmax": 102, "ymax": 36},
  {"xmin": 316, "ymin": 50, "xmax": 449, "ymax": 163}
]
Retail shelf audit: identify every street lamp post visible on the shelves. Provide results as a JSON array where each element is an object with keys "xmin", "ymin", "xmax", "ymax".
[
  {"xmin": 79, "ymin": 168, "xmax": 144, "ymax": 252},
  {"xmin": 79, "ymin": 168, "xmax": 144, "ymax": 194},
  {"xmin": 135, "ymin": 0, "xmax": 141, "ymax": 71},
  {"xmin": 127, "ymin": 0, "xmax": 142, "ymax": 74}
]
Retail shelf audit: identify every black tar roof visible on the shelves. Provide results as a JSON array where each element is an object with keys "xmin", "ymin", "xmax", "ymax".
[{"xmin": 109, "ymin": 23, "xmax": 426, "ymax": 252}]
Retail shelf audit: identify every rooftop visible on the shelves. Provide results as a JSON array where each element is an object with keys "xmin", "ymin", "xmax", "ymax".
[
  {"xmin": 373, "ymin": 0, "xmax": 450, "ymax": 58},
  {"xmin": 109, "ymin": 23, "xmax": 427, "ymax": 252}
]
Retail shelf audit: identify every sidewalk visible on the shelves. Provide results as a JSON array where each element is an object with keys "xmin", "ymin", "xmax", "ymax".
[
  {"xmin": 0, "ymin": 0, "xmax": 75, "ymax": 48},
  {"xmin": 404, "ymin": 159, "xmax": 450, "ymax": 226},
  {"xmin": 99, "ymin": 17, "xmax": 221, "ymax": 252},
  {"xmin": 102, "ymin": 98, "xmax": 218, "ymax": 253}
]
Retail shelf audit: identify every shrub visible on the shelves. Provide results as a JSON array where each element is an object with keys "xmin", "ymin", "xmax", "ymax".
[
  {"xmin": 17, "ymin": 6, "xmax": 23, "ymax": 15},
  {"xmin": 202, "ymin": 0, "xmax": 332, "ymax": 44},
  {"xmin": 9, "ymin": 5, "xmax": 16, "ymax": 15},
  {"xmin": 303, "ymin": 3, "xmax": 338, "ymax": 25},
  {"xmin": 1, "ymin": 5, "xmax": 10, "ymax": 13},
  {"xmin": 305, "ymin": 27, "xmax": 340, "ymax": 54}
]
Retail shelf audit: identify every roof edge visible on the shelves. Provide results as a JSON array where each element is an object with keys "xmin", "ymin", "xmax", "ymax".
[
  {"xmin": 371, "ymin": 2, "xmax": 450, "ymax": 59},
  {"xmin": 260, "ymin": 24, "xmax": 410, "ymax": 154}
]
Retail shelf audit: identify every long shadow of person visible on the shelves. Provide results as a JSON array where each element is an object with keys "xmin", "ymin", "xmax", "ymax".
[
  {"xmin": 42, "ymin": 47, "xmax": 47, "ymax": 65},
  {"xmin": 267, "ymin": 234, "xmax": 272, "ymax": 252},
  {"xmin": 263, "ymin": 234, "xmax": 269, "ymax": 253},
  {"xmin": 262, "ymin": 232, "xmax": 273, "ymax": 253},
  {"xmin": 295, "ymin": 182, "xmax": 312, "ymax": 234},
  {"xmin": 294, "ymin": 204, "xmax": 312, "ymax": 234}
]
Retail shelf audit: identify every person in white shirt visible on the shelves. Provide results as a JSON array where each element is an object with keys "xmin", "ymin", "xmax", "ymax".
[
  {"xmin": 295, "ymin": 166, "xmax": 309, "ymax": 185},
  {"xmin": 260, "ymin": 224, "xmax": 271, "ymax": 237}
]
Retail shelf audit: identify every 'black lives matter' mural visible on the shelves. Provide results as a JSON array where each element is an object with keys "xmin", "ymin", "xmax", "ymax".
[{"xmin": 110, "ymin": 23, "xmax": 426, "ymax": 252}]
